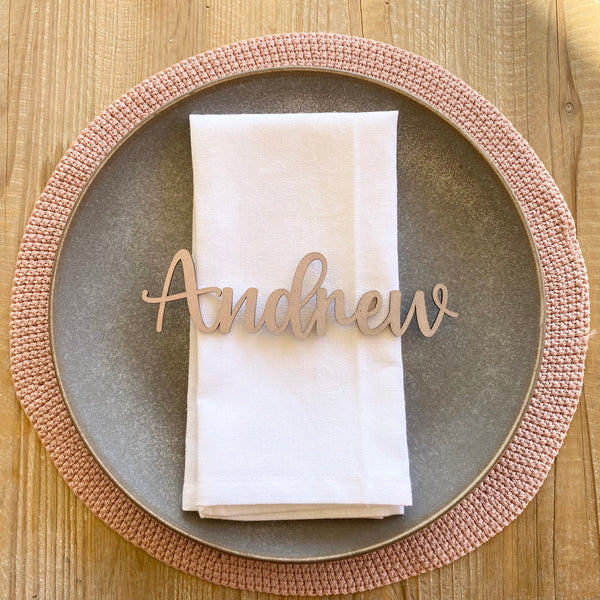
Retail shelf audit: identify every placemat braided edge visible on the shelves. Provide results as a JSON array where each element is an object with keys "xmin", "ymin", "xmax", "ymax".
[{"xmin": 9, "ymin": 33, "xmax": 589, "ymax": 596}]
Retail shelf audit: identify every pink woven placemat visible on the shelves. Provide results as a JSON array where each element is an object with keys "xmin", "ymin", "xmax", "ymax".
[{"xmin": 10, "ymin": 33, "xmax": 589, "ymax": 595}]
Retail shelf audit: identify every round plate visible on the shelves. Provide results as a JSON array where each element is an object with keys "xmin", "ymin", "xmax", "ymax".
[{"xmin": 50, "ymin": 68, "xmax": 544, "ymax": 562}]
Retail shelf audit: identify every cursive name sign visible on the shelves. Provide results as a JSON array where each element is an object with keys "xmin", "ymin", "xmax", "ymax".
[{"xmin": 142, "ymin": 250, "xmax": 458, "ymax": 338}]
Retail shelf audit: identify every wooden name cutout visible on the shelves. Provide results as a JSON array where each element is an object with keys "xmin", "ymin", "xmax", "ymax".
[{"xmin": 142, "ymin": 250, "xmax": 458, "ymax": 338}]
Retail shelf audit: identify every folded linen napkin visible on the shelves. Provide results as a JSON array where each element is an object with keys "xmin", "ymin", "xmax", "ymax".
[{"xmin": 182, "ymin": 111, "xmax": 411, "ymax": 520}]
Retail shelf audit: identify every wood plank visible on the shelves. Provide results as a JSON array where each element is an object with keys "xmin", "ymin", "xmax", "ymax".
[
  {"xmin": 545, "ymin": 3, "xmax": 599, "ymax": 598},
  {"xmin": 1, "ymin": 1, "xmax": 598, "ymax": 598}
]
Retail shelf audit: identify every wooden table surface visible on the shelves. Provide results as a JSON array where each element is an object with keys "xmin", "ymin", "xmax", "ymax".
[{"xmin": 2, "ymin": 1, "xmax": 599, "ymax": 599}]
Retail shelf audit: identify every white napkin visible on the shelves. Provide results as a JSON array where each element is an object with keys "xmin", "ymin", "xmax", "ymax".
[{"xmin": 182, "ymin": 111, "xmax": 412, "ymax": 520}]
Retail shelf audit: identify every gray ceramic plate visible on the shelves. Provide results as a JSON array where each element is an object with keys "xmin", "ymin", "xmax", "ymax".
[{"xmin": 50, "ymin": 68, "xmax": 544, "ymax": 562}]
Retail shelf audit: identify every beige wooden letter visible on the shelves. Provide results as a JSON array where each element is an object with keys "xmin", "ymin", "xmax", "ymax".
[
  {"xmin": 216, "ymin": 287, "xmax": 261, "ymax": 333},
  {"xmin": 354, "ymin": 290, "xmax": 385, "ymax": 335},
  {"xmin": 141, "ymin": 249, "xmax": 221, "ymax": 333}
]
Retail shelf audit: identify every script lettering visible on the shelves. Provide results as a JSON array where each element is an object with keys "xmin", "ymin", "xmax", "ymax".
[{"xmin": 142, "ymin": 250, "xmax": 459, "ymax": 338}]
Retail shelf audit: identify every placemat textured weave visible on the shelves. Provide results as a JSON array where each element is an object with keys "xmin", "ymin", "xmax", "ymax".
[{"xmin": 9, "ymin": 33, "xmax": 589, "ymax": 595}]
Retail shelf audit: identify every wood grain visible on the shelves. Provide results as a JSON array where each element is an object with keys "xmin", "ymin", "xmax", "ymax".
[{"xmin": 1, "ymin": 1, "xmax": 599, "ymax": 598}]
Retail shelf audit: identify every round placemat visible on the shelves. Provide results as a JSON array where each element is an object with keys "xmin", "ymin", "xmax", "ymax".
[{"xmin": 10, "ymin": 33, "xmax": 589, "ymax": 595}]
